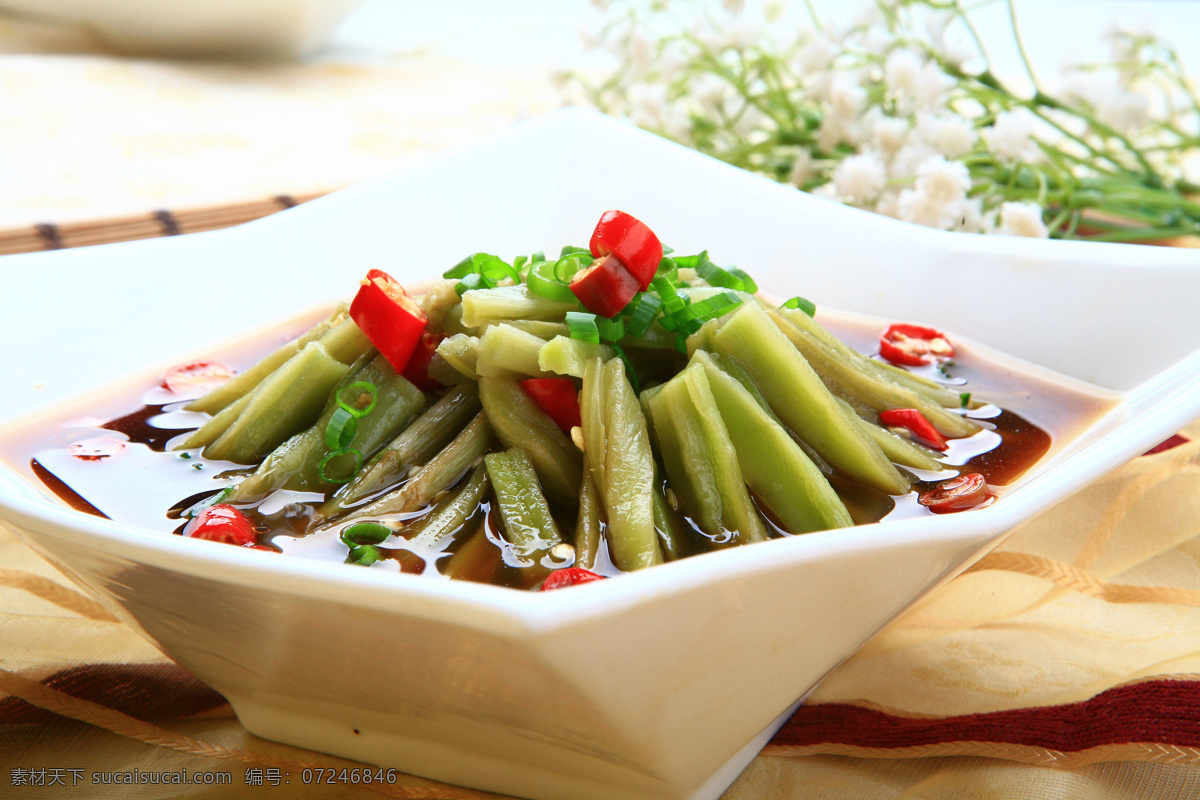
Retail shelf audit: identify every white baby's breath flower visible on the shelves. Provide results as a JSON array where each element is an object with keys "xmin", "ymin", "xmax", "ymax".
[
  {"xmin": 721, "ymin": 18, "xmax": 761, "ymax": 51},
  {"xmin": 730, "ymin": 102, "xmax": 768, "ymax": 138},
  {"xmin": 789, "ymin": 150, "xmax": 815, "ymax": 187},
  {"xmin": 915, "ymin": 155, "xmax": 971, "ymax": 206},
  {"xmin": 690, "ymin": 74, "xmax": 732, "ymax": 116},
  {"xmin": 626, "ymin": 31, "xmax": 655, "ymax": 75},
  {"xmin": 853, "ymin": 4, "xmax": 883, "ymax": 28},
  {"xmin": 997, "ymin": 201, "xmax": 1049, "ymax": 237},
  {"xmin": 829, "ymin": 74, "xmax": 867, "ymax": 120},
  {"xmin": 954, "ymin": 198, "xmax": 985, "ymax": 233},
  {"xmin": 661, "ymin": 105, "xmax": 693, "ymax": 142},
  {"xmin": 811, "ymin": 182, "xmax": 840, "ymax": 201},
  {"xmin": 914, "ymin": 113, "xmax": 976, "ymax": 159},
  {"xmin": 875, "ymin": 189, "xmax": 902, "ymax": 218},
  {"xmin": 628, "ymin": 84, "xmax": 669, "ymax": 129},
  {"xmin": 898, "ymin": 186, "xmax": 960, "ymax": 230},
  {"xmin": 864, "ymin": 25, "xmax": 893, "ymax": 54},
  {"xmin": 889, "ymin": 141, "xmax": 936, "ymax": 178},
  {"xmin": 869, "ymin": 111, "xmax": 910, "ymax": 154},
  {"xmin": 916, "ymin": 62, "xmax": 953, "ymax": 111},
  {"xmin": 1097, "ymin": 89, "xmax": 1152, "ymax": 134},
  {"xmin": 832, "ymin": 151, "xmax": 887, "ymax": 203},
  {"xmin": 797, "ymin": 36, "xmax": 839, "ymax": 75},
  {"xmin": 817, "ymin": 115, "xmax": 856, "ymax": 153},
  {"xmin": 983, "ymin": 109, "xmax": 1039, "ymax": 162},
  {"xmin": 884, "ymin": 48, "xmax": 923, "ymax": 95}
]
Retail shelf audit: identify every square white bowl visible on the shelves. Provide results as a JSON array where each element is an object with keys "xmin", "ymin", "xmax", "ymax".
[{"xmin": 2, "ymin": 109, "xmax": 1200, "ymax": 800}]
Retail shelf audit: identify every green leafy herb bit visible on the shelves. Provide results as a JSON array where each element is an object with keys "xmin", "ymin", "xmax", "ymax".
[{"xmin": 960, "ymin": 392, "xmax": 972, "ymax": 408}]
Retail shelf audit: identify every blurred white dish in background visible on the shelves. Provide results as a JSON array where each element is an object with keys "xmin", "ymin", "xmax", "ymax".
[{"xmin": 0, "ymin": 0, "xmax": 369, "ymax": 57}]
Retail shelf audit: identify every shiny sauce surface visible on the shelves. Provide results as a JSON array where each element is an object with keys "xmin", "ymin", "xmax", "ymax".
[{"xmin": 0, "ymin": 304, "xmax": 1120, "ymax": 579}]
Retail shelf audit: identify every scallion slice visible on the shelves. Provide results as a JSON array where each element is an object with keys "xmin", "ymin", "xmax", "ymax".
[
  {"xmin": 687, "ymin": 291, "xmax": 743, "ymax": 324},
  {"xmin": 318, "ymin": 449, "xmax": 363, "ymax": 484},
  {"xmin": 622, "ymin": 292, "xmax": 663, "ymax": 338},
  {"xmin": 566, "ymin": 311, "xmax": 601, "ymax": 344},
  {"xmin": 325, "ymin": 407, "xmax": 358, "ymax": 451},
  {"xmin": 345, "ymin": 544, "xmax": 381, "ymax": 566},
  {"xmin": 781, "ymin": 296, "xmax": 817, "ymax": 316},
  {"xmin": 337, "ymin": 382, "xmax": 378, "ymax": 418},
  {"xmin": 526, "ymin": 260, "xmax": 578, "ymax": 303},
  {"xmin": 341, "ymin": 522, "xmax": 393, "ymax": 546}
]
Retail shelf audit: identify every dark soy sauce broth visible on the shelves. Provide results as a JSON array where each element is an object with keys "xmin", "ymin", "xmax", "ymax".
[{"xmin": 0, "ymin": 304, "xmax": 1119, "ymax": 582}]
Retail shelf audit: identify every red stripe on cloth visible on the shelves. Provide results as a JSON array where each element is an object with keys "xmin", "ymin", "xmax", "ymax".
[
  {"xmin": 0, "ymin": 663, "xmax": 225, "ymax": 726},
  {"xmin": 772, "ymin": 680, "xmax": 1200, "ymax": 751},
  {"xmin": 1144, "ymin": 434, "xmax": 1190, "ymax": 455}
]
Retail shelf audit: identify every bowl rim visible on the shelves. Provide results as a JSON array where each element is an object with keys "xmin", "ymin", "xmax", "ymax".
[{"xmin": 3, "ymin": 108, "xmax": 1200, "ymax": 635}]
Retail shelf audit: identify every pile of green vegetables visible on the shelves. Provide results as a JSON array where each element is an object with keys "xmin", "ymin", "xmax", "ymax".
[{"xmin": 173, "ymin": 242, "xmax": 983, "ymax": 589}]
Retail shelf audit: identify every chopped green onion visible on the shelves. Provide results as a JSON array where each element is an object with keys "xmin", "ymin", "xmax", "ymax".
[
  {"xmin": 692, "ymin": 252, "xmax": 754, "ymax": 292},
  {"xmin": 443, "ymin": 254, "xmax": 476, "ymax": 279},
  {"xmin": 595, "ymin": 314, "xmax": 624, "ymax": 341},
  {"xmin": 656, "ymin": 257, "xmax": 679, "ymax": 284},
  {"xmin": 474, "ymin": 254, "xmax": 521, "ymax": 287},
  {"xmin": 560, "ymin": 245, "xmax": 591, "ymax": 258},
  {"xmin": 651, "ymin": 275, "xmax": 687, "ymax": 316},
  {"xmin": 960, "ymin": 392, "xmax": 972, "ymax": 408},
  {"xmin": 531, "ymin": 250, "xmax": 545, "ymax": 262},
  {"xmin": 622, "ymin": 292, "xmax": 663, "ymax": 338},
  {"xmin": 512, "ymin": 255, "xmax": 528, "ymax": 271},
  {"xmin": 337, "ymin": 382, "xmax": 378, "ymax": 418},
  {"xmin": 781, "ymin": 296, "xmax": 817, "ymax": 317},
  {"xmin": 686, "ymin": 291, "xmax": 743, "ymax": 324},
  {"xmin": 553, "ymin": 253, "xmax": 587, "ymax": 283},
  {"xmin": 318, "ymin": 449, "xmax": 362, "ymax": 484},
  {"xmin": 455, "ymin": 272, "xmax": 485, "ymax": 296},
  {"xmin": 185, "ymin": 486, "xmax": 232, "ymax": 518},
  {"xmin": 345, "ymin": 544, "xmax": 381, "ymax": 566},
  {"xmin": 727, "ymin": 267, "xmax": 758, "ymax": 293},
  {"xmin": 341, "ymin": 522, "xmax": 393, "ymax": 547},
  {"xmin": 610, "ymin": 340, "xmax": 640, "ymax": 394},
  {"xmin": 526, "ymin": 259, "xmax": 578, "ymax": 303},
  {"xmin": 325, "ymin": 407, "xmax": 359, "ymax": 451},
  {"xmin": 566, "ymin": 311, "xmax": 601, "ymax": 344}
]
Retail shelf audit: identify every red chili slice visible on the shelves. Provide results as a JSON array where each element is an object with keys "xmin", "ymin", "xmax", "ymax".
[
  {"xmin": 186, "ymin": 503, "xmax": 257, "ymax": 546},
  {"xmin": 918, "ymin": 473, "xmax": 994, "ymax": 514},
  {"xmin": 879, "ymin": 323, "xmax": 955, "ymax": 367},
  {"xmin": 349, "ymin": 269, "xmax": 428, "ymax": 373},
  {"xmin": 590, "ymin": 210, "xmax": 664, "ymax": 291},
  {"xmin": 163, "ymin": 361, "xmax": 235, "ymax": 396},
  {"xmin": 521, "ymin": 378, "xmax": 582, "ymax": 432},
  {"xmin": 878, "ymin": 408, "xmax": 949, "ymax": 451},
  {"xmin": 569, "ymin": 254, "xmax": 640, "ymax": 318},
  {"xmin": 402, "ymin": 332, "xmax": 445, "ymax": 392},
  {"xmin": 542, "ymin": 567, "xmax": 606, "ymax": 590}
]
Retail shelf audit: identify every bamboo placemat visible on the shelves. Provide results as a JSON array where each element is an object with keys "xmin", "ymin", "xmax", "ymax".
[
  {"xmin": 0, "ymin": 192, "xmax": 329, "ymax": 256},
  {"xmin": 4, "ymin": 197, "xmax": 1198, "ymax": 257}
]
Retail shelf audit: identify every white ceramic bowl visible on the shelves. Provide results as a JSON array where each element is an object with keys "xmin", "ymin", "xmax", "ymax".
[
  {"xmin": 1, "ymin": 0, "xmax": 367, "ymax": 58},
  {"xmin": 3, "ymin": 110, "xmax": 1200, "ymax": 800}
]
